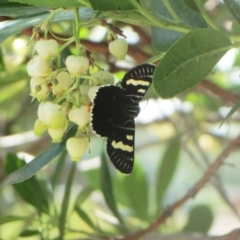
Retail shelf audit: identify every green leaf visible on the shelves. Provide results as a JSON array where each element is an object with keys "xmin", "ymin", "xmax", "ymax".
[
  {"xmin": 4, "ymin": 153, "xmax": 50, "ymax": 214},
  {"xmin": 0, "ymin": 2, "xmax": 48, "ymax": 17},
  {"xmin": 100, "ymin": 153, "xmax": 123, "ymax": 223},
  {"xmin": 183, "ymin": 0, "xmax": 199, "ymax": 12},
  {"xmin": 153, "ymin": 29, "xmax": 232, "ymax": 98},
  {"xmin": 75, "ymin": 206, "xmax": 97, "ymax": 231},
  {"xmin": 0, "ymin": 8, "xmax": 96, "ymax": 44},
  {"xmin": 182, "ymin": 205, "xmax": 213, "ymax": 233},
  {"xmin": 151, "ymin": 0, "xmax": 207, "ymax": 51},
  {"xmin": 89, "ymin": 0, "xmax": 135, "ymax": 11},
  {"xmin": 220, "ymin": 100, "xmax": 240, "ymax": 128},
  {"xmin": 0, "ymin": 216, "xmax": 25, "ymax": 225},
  {"xmin": 58, "ymin": 162, "xmax": 76, "ymax": 240},
  {"xmin": 119, "ymin": 160, "xmax": 149, "ymax": 220},
  {"xmin": 155, "ymin": 140, "xmax": 180, "ymax": 205},
  {"xmin": 2, "ymin": 125, "xmax": 77, "ymax": 187},
  {"xmin": 19, "ymin": 229, "xmax": 40, "ymax": 237},
  {"xmin": 9, "ymin": 0, "xmax": 81, "ymax": 7}
]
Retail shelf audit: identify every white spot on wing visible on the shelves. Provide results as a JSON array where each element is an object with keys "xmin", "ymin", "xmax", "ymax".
[
  {"xmin": 126, "ymin": 79, "xmax": 150, "ymax": 86},
  {"xmin": 112, "ymin": 140, "xmax": 133, "ymax": 152},
  {"xmin": 126, "ymin": 135, "xmax": 133, "ymax": 140}
]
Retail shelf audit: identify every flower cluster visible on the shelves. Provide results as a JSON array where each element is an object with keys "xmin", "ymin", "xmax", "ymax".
[{"xmin": 28, "ymin": 34, "xmax": 128, "ymax": 161}]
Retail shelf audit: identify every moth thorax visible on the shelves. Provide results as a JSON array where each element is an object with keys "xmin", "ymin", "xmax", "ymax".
[{"xmin": 123, "ymin": 102, "xmax": 140, "ymax": 119}]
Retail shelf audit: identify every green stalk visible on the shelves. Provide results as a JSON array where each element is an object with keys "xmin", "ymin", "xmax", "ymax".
[{"xmin": 163, "ymin": 0, "xmax": 182, "ymax": 23}]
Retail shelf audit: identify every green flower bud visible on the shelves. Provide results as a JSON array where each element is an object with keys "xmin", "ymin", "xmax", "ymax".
[
  {"xmin": 34, "ymin": 119, "xmax": 47, "ymax": 136},
  {"xmin": 66, "ymin": 137, "xmax": 89, "ymax": 161},
  {"xmin": 48, "ymin": 126, "xmax": 65, "ymax": 142},
  {"xmin": 50, "ymin": 110, "xmax": 67, "ymax": 129}
]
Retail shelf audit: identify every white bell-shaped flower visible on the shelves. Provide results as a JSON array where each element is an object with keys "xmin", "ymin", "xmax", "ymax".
[
  {"xmin": 52, "ymin": 72, "xmax": 73, "ymax": 95},
  {"xmin": 37, "ymin": 101, "xmax": 61, "ymax": 126},
  {"xmin": 27, "ymin": 55, "xmax": 52, "ymax": 77},
  {"xmin": 93, "ymin": 70, "xmax": 114, "ymax": 85},
  {"xmin": 88, "ymin": 86, "xmax": 99, "ymax": 102},
  {"xmin": 66, "ymin": 55, "xmax": 89, "ymax": 76},
  {"xmin": 68, "ymin": 106, "xmax": 90, "ymax": 127},
  {"xmin": 35, "ymin": 39, "xmax": 58, "ymax": 59},
  {"xmin": 109, "ymin": 38, "xmax": 128, "ymax": 60}
]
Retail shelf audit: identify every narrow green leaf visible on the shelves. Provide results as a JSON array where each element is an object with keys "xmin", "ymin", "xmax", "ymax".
[
  {"xmin": 2, "ymin": 125, "xmax": 77, "ymax": 187},
  {"xmin": 153, "ymin": 29, "xmax": 232, "ymax": 98},
  {"xmin": 100, "ymin": 153, "xmax": 123, "ymax": 223},
  {"xmin": 89, "ymin": 0, "xmax": 135, "ymax": 10},
  {"xmin": 151, "ymin": 0, "xmax": 207, "ymax": 51},
  {"xmin": 120, "ymin": 161, "xmax": 148, "ymax": 221},
  {"xmin": 74, "ymin": 185, "xmax": 95, "ymax": 206},
  {"xmin": 0, "ymin": 216, "xmax": 25, "ymax": 225},
  {"xmin": 19, "ymin": 229, "xmax": 40, "ymax": 237},
  {"xmin": 58, "ymin": 161, "xmax": 76, "ymax": 240},
  {"xmin": 156, "ymin": 140, "xmax": 180, "ymax": 205},
  {"xmin": 9, "ymin": 0, "xmax": 81, "ymax": 7},
  {"xmin": 4, "ymin": 153, "xmax": 49, "ymax": 215},
  {"xmin": 182, "ymin": 205, "xmax": 213, "ymax": 233},
  {"xmin": 220, "ymin": 100, "xmax": 240, "ymax": 128},
  {"xmin": 75, "ymin": 206, "xmax": 96, "ymax": 231}
]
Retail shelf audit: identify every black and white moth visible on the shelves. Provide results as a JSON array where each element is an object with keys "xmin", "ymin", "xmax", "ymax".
[{"xmin": 91, "ymin": 64, "xmax": 155, "ymax": 174}]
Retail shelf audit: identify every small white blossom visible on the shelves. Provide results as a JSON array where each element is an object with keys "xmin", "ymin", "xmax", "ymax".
[
  {"xmin": 66, "ymin": 55, "xmax": 89, "ymax": 76},
  {"xmin": 93, "ymin": 70, "xmax": 114, "ymax": 85},
  {"xmin": 88, "ymin": 86, "xmax": 99, "ymax": 102},
  {"xmin": 109, "ymin": 38, "xmax": 128, "ymax": 60},
  {"xmin": 38, "ymin": 102, "xmax": 61, "ymax": 126},
  {"xmin": 27, "ymin": 55, "xmax": 52, "ymax": 77},
  {"xmin": 68, "ymin": 106, "xmax": 90, "ymax": 127},
  {"xmin": 35, "ymin": 39, "xmax": 58, "ymax": 59}
]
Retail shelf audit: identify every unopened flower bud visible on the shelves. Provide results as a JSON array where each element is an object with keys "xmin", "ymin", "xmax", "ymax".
[
  {"xmin": 66, "ymin": 137, "xmax": 89, "ymax": 161},
  {"xmin": 35, "ymin": 39, "xmax": 58, "ymax": 59},
  {"xmin": 27, "ymin": 55, "xmax": 52, "ymax": 77},
  {"xmin": 38, "ymin": 101, "xmax": 61, "ymax": 125},
  {"xmin": 34, "ymin": 119, "xmax": 47, "ymax": 136},
  {"xmin": 48, "ymin": 126, "xmax": 65, "ymax": 142},
  {"xmin": 68, "ymin": 106, "xmax": 90, "ymax": 127},
  {"xmin": 109, "ymin": 38, "xmax": 128, "ymax": 60},
  {"xmin": 52, "ymin": 72, "xmax": 73, "ymax": 95},
  {"xmin": 50, "ymin": 110, "xmax": 67, "ymax": 129},
  {"xmin": 93, "ymin": 70, "xmax": 114, "ymax": 85},
  {"xmin": 88, "ymin": 86, "xmax": 99, "ymax": 102},
  {"xmin": 66, "ymin": 55, "xmax": 89, "ymax": 76}
]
